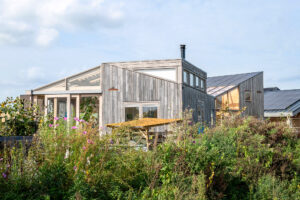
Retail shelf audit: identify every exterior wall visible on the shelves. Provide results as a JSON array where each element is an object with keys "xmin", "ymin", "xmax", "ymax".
[
  {"xmin": 239, "ymin": 72, "xmax": 264, "ymax": 118},
  {"xmin": 181, "ymin": 60, "xmax": 215, "ymax": 125},
  {"xmin": 182, "ymin": 86, "xmax": 215, "ymax": 125},
  {"xmin": 100, "ymin": 64, "xmax": 182, "ymax": 127},
  {"xmin": 106, "ymin": 59, "xmax": 182, "ymax": 83}
]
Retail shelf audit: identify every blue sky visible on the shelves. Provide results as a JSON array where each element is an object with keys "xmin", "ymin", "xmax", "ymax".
[{"xmin": 0, "ymin": 0, "xmax": 299, "ymax": 101}]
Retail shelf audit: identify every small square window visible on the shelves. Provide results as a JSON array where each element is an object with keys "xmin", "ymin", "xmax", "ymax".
[
  {"xmin": 245, "ymin": 91, "xmax": 252, "ymax": 102},
  {"xmin": 190, "ymin": 73, "xmax": 194, "ymax": 87},
  {"xmin": 125, "ymin": 107, "xmax": 139, "ymax": 121}
]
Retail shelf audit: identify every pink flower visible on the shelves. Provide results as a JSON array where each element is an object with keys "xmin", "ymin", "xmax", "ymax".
[
  {"xmin": 6, "ymin": 164, "xmax": 10, "ymax": 168},
  {"xmin": 74, "ymin": 117, "xmax": 79, "ymax": 121},
  {"xmin": 49, "ymin": 124, "xmax": 53, "ymax": 128},
  {"xmin": 54, "ymin": 117, "xmax": 59, "ymax": 121},
  {"xmin": 82, "ymin": 146, "xmax": 86, "ymax": 150},
  {"xmin": 64, "ymin": 117, "xmax": 67, "ymax": 121},
  {"xmin": 2, "ymin": 173, "xmax": 7, "ymax": 179},
  {"xmin": 0, "ymin": 158, "xmax": 3, "ymax": 161},
  {"xmin": 55, "ymin": 124, "xmax": 59, "ymax": 127},
  {"xmin": 79, "ymin": 119, "xmax": 85, "ymax": 123},
  {"xmin": 87, "ymin": 139, "xmax": 94, "ymax": 144},
  {"xmin": 83, "ymin": 131, "xmax": 87, "ymax": 135},
  {"xmin": 71, "ymin": 126, "xmax": 78, "ymax": 130},
  {"xmin": 73, "ymin": 166, "xmax": 77, "ymax": 171}
]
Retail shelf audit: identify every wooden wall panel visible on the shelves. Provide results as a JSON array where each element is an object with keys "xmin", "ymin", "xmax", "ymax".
[
  {"xmin": 239, "ymin": 72, "xmax": 264, "ymax": 118},
  {"xmin": 101, "ymin": 64, "xmax": 182, "ymax": 127}
]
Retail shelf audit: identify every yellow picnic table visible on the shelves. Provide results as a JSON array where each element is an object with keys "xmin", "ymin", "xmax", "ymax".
[{"xmin": 106, "ymin": 118, "xmax": 181, "ymax": 150}]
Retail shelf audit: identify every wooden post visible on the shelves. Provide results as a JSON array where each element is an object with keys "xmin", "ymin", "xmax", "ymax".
[{"xmin": 54, "ymin": 98, "xmax": 58, "ymax": 119}]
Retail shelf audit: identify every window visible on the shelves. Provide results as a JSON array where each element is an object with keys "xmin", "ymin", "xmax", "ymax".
[
  {"xmin": 189, "ymin": 73, "xmax": 194, "ymax": 86},
  {"xmin": 143, "ymin": 107, "xmax": 158, "ymax": 118},
  {"xmin": 215, "ymin": 88, "xmax": 240, "ymax": 110},
  {"xmin": 183, "ymin": 70, "xmax": 188, "ymax": 84},
  {"xmin": 195, "ymin": 76, "xmax": 200, "ymax": 88},
  {"xmin": 200, "ymin": 79, "xmax": 204, "ymax": 90},
  {"xmin": 47, "ymin": 98, "xmax": 54, "ymax": 114},
  {"xmin": 125, "ymin": 107, "xmax": 139, "ymax": 121},
  {"xmin": 245, "ymin": 91, "xmax": 252, "ymax": 102}
]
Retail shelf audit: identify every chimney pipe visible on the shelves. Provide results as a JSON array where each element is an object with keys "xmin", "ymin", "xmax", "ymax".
[{"xmin": 180, "ymin": 44, "xmax": 186, "ymax": 59}]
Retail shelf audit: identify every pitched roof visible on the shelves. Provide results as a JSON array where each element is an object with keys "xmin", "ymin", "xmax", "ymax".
[
  {"xmin": 207, "ymin": 72, "xmax": 262, "ymax": 97},
  {"xmin": 264, "ymin": 89, "xmax": 300, "ymax": 111}
]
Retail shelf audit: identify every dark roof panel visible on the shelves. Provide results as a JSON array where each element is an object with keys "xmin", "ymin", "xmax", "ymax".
[
  {"xmin": 264, "ymin": 89, "xmax": 300, "ymax": 110},
  {"xmin": 207, "ymin": 72, "xmax": 262, "ymax": 97}
]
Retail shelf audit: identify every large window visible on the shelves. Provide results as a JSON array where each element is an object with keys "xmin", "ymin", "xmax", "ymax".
[
  {"xmin": 189, "ymin": 73, "xmax": 194, "ymax": 87},
  {"xmin": 125, "ymin": 107, "xmax": 139, "ymax": 121},
  {"xmin": 183, "ymin": 70, "xmax": 188, "ymax": 84},
  {"xmin": 143, "ymin": 107, "xmax": 158, "ymax": 118},
  {"xmin": 124, "ymin": 103, "xmax": 158, "ymax": 121},
  {"xmin": 47, "ymin": 98, "xmax": 54, "ymax": 114},
  {"xmin": 216, "ymin": 88, "xmax": 240, "ymax": 110}
]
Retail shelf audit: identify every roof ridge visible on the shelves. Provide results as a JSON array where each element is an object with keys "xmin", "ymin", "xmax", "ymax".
[{"xmin": 208, "ymin": 71, "xmax": 262, "ymax": 78}]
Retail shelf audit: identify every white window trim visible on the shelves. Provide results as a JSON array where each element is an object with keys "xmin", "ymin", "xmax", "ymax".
[{"xmin": 123, "ymin": 102, "xmax": 160, "ymax": 120}]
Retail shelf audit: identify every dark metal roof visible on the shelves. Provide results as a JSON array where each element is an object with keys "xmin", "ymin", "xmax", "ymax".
[
  {"xmin": 264, "ymin": 89, "xmax": 300, "ymax": 111},
  {"xmin": 207, "ymin": 72, "xmax": 262, "ymax": 97}
]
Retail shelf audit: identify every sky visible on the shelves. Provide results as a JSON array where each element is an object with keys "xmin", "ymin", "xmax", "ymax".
[{"xmin": 0, "ymin": 0, "xmax": 299, "ymax": 101}]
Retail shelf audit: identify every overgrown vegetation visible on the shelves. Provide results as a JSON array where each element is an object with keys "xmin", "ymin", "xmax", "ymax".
[
  {"xmin": 0, "ymin": 97, "xmax": 40, "ymax": 136},
  {"xmin": 0, "ymin": 112, "xmax": 299, "ymax": 199}
]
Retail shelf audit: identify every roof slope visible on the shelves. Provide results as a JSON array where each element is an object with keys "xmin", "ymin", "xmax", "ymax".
[
  {"xmin": 207, "ymin": 72, "xmax": 262, "ymax": 97},
  {"xmin": 264, "ymin": 89, "xmax": 300, "ymax": 110}
]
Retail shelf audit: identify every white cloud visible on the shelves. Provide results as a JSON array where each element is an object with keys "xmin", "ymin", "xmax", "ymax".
[
  {"xmin": 0, "ymin": 0, "xmax": 124, "ymax": 46},
  {"xmin": 36, "ymin": 28, "xmax": 58, "ymax": 46}
]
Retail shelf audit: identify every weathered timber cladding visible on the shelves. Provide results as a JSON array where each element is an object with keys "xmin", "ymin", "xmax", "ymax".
[
  {"xmin": 181, "ymin": 60, "xmax": 215, "ymax": 125},
  {"xmin": 101, "ymin": 64, "xmax": 182, "ymax": 126},
  {"xmin": 239, "ymin": 72, "xmax": 264, "ymax": 118},
  {"xmin": 182, "ymin": 86, "xmax": 215, "ymax": 125}
]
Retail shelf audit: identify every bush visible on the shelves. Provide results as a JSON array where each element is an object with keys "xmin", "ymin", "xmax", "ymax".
[
  {"xmin": 0, "ymin": 114, "xmax": 299, "ymax": 199},
  {"xmin": 0, "ymin": 97, "xmax": 40, "ymax": 136}
]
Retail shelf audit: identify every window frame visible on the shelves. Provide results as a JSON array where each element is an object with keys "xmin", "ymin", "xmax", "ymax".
[
  {"xmin": 123, "ymin": 102, "xmax": 160, "ymax": 121},
  {"xmin": 245, "ymin": 90, "xmax": 252, "ymax": 102},
  {"xmin": 189, "ymin": 73, "xmax": 194, "ymax": 87},
  {"xmin": 183, "ymin": 70, "xmax": 189, "ymax": 84}
]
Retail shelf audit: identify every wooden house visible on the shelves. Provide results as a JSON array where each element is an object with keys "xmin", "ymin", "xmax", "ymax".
[
  {"xmin": 264, "ymin": 87, "xmax": 300, "ymax": 134},
  {"xmin": 21, "ymin": 45, "xmax": 215, "ymax": 131},
  {"xmin": 207, "ymin": 72, "xmax": 264, "ymax": 118}
]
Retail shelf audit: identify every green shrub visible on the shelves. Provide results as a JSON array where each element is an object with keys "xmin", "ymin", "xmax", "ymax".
[
  {"xmin": 0, "ymin": 97, "xmax": 40, "ymax": 136},
  {"xmin": 0, "ymin": 114, "xmax": 299, "ymax": 199}
]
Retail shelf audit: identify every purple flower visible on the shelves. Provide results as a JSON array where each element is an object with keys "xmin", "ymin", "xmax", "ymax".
[
  {"xmin": 73, "ymin": 166, "xmax": 77, "ymax": 171},
  {"xmin": 2, "ymin": 173, "xmax": 7, "ymax": 179},
  {"xmin": 71, "ymin": 126, "xmax": 78, "ymax": 130},
  {"xmin": 82, "ymin": 146, "xmax": 86, "ymax": 150},
  {"xmin": 54, "ymin": 117, "xmax": 59, "ymax": 121},
  {"xmin": 87, "ymin": 139, "xmax": 94, "ymax": 144},
  {"xmin": 63, "ymin": 117, "xmax": 67, "ymax": 121},
  {"xmin": 83, "ymin": 131, "xmax": 87, "ymax": 135},
  {"xmin": 188, "ymin": 121, "xmax": 193, "ymax": 125},
  {"xmin": 49, "ymin": 124, "xmax": 53, "ymax": 128},
  {"xmin": 0, "ymin": 158, "xmax": 3, "ymax": 161},
  {"xmin": 110, "ymin": 139, "xmax": 114, "ymax": 144},
  {"xmin": 74, "ymin": 117, "xmax": 79, "ymax": 121},
  {"xmin": 6, "ymin": 164, "xmax": 10, "ymax": 168},
  {"xmin": 192, "ymin": 141, "xmax": 196, "ymax": 144},
  {"xmin": 79, "ymin": 119, "xmax": 85, "ymax": 123}
]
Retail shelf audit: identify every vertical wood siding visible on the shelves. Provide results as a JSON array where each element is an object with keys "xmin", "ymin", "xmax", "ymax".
[
  {"xmin": 101, "ymin": 64, "xmax": 182, "ymax": 126},
  {"xmin": 239, "ymin": 72, "xmax": 264, "ymax": 118}
]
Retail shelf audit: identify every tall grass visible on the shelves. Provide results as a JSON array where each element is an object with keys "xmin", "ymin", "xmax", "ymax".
[{"xmin": 0, "ymin": 115, "xmax": 299, "ymax": 199}]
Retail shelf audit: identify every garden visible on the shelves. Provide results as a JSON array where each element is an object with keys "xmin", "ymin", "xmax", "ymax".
[{"xmin": 0, "ymin": 98, "xmax": 299, "ymax": 199}]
